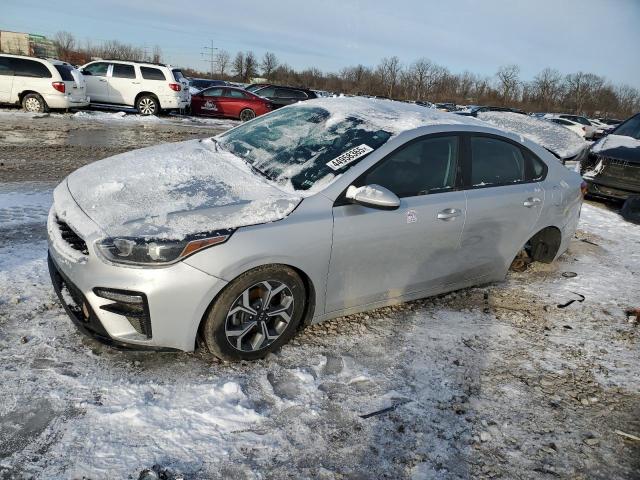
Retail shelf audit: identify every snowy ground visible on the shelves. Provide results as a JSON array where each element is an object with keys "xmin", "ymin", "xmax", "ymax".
[{"xmin": 0, "ymin": 114, "xmax": 639, "ymax": 479}]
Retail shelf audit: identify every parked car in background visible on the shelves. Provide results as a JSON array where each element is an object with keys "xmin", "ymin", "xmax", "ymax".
[
  {"xmin": 547, "ymin": 117, "xmax": 587, "ymax": 138},
  {"xmin": 582, "ymin": 113, "xmax": 640, "ymax": 200},
  {"xmin": 0, "ymin": 53, "xmax": 89, "ymax": 112},
  {"xmin": 47, "ymin": 97, "xmax": 583, "ymax": 360},
  {"xmin": 435, "ymin": 102, "xmax": 457, "ymax": 112},
  {"xmin": 249, "ymin": 84, "xmax": 318, "ymax": 108},
  {"xmin": 79, "ymin": 60, "xmax": 190, "ymax": 115},
  {"xmin": 589, "ymin": 118, "xmax": 615, "ymax": 139},
  {"xmin": 556, "ymin": 114, "xmax": 596, "ymax": 139},
  {"xmin": 456, "ymin": 106, "xmax": 526, "ymax": 117},
  {"xmin": 188, "ymin": 78, "xmax": 227, "ymax": 95},
  {"xmin": 598, "ymin": 118, "xmax": 622, "ymax": 126},
  {"xmin": 478, "ymin": 111, "xmax": 588, "ymax": 164},
  {"xmin": 190, "ymin": 86, "xmax": 272, "ymax": 121}
]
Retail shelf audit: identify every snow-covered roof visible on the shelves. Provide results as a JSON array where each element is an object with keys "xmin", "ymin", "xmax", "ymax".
[
  {"xmin": 292, "ymin": 97, "xmax": 484, "ymax": 134},
  {"xmin": 477, "ymin": 111, "xmax": 587, "ymax": 159}
]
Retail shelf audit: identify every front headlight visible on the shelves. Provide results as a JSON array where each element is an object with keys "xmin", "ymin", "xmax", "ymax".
[{"xmin": 95, "ymin": 229, "xmax": 233, "ymax": 266}]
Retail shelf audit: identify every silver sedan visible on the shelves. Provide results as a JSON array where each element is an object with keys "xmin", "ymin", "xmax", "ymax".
[{"xmin": 47, "ymin": 98, "xmax": 584, "ymax": 361}]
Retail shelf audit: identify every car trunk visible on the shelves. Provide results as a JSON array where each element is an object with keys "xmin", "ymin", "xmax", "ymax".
[
  {"xmin": 54, "ymin": 64, "xmax": 87, "ymax": 102},
  {"xmin": 172, "ymin": 68, "xmax": 191, "ymax": 103}
]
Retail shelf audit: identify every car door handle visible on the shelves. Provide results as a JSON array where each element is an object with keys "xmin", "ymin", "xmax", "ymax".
[
  {"xmin": 437, "ymin": 208, "xmax": 462, "ymax": 220},
  {"xmin": 132, "ymin": 81, "xmax": 141, "ymax": 84},
  {"xmin": 99, "ymin": 78, "xmax": 107, "ymax": 82},
  {"xmin": 523, "ymin": 197, "xmax": 541, "ymax": 208}
]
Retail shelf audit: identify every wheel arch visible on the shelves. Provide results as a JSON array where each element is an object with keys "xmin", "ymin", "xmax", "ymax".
[
  {"xmin": 195, "ymin": 262, "xmax": 317, "ymax": 350},
  {"xmin": 134, "ymin": 91, "xmax": 161, "ymax": 108},
  {"xmin": 524, "ymin": 225, "xmax": 563, "ymax": 263},
  {"xmin": 18, "ymin": 90, "xmax": 41, "ymax": 102}
]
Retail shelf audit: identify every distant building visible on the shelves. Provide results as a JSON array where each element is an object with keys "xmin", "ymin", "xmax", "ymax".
[{"xmin": 0, "ymin": 30, "xmax": 56, "ymax": 57}]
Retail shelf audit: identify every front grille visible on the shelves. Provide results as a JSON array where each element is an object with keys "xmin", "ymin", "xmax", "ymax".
[{"xmin": 56, "ymin": 217, "xmax": 89, "ymax": 255}]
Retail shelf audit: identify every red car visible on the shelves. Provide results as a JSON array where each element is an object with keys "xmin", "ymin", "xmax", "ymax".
[{"xmin": 190, "ymin": 86, "xmax": 272, "ymax": 121}]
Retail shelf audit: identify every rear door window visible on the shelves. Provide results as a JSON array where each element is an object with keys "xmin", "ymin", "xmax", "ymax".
[
  {"xmin": 112, "ymin": 63, "xmax": 136, "ymax": 79},
  {"xmin": 53, "ymin": 64, "xmax": 75, "ymax": 81},
  {"xmin": 83, "ymin": 62, "xmax": 109, "ymax": 76},
  {"xmin": 256, "ymin": 86, "xmax": 275, "ymax": 97},
  {"xmin": 361, "ymin": 136, "xmax": 459, "ymax": 197},
  {"xmin": 470, "ymin": 136, "xmax": 526, "ymax": 187},
  {"xmin": 11, "ymin": 58, "xmax": 51, "ymax": 78},
  {"xmin": 202, "ymin": 87, "xmax": 224, "ymax": 97},
  {"xmin": 140, "ymin": 67, "xmax": 166, "ymax": 81},
  {"xmin": 0, "ymin": 57, "xmax": 13, "ymax": 76},
  {"xmin": 224, "ymin": 89, "xmax": 248, "ymax": 98}
]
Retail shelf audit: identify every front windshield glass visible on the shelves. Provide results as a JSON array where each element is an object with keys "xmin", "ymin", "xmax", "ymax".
[
  {"xmin": 218, "ymin": 105, "xmax": 392, "ymax": 191},
  {"xmin": 613, "ymin": 114, "xmax": 640, "ymax": 140}
]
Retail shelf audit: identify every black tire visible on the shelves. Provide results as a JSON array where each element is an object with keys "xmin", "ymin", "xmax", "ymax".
[
  {"xmin": 22, "ymin": 93, "xmax": 48, "ymax": 113},
  {"xmin": 201, "ymin": 265, "xmax": 306, "ymax": 361},
  {"xmin": 136, "ymin": 95, "xmax": 159, "ymax": 116},
  {"xmin": 239, "ymin": 108, "xmax": 256, "ymax": 122}
]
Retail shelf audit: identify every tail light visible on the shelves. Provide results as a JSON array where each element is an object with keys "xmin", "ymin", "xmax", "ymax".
[
  {"xmin": 169, "ymin": 83, "xmax": 181, "ymax": 92},
  {"xmin": 580, "ymin": 181, "xmax": 588, "ymax": 196},
  {"xmin": 52, "ymin": 82, "xmax": 65, "ymax": 93}
]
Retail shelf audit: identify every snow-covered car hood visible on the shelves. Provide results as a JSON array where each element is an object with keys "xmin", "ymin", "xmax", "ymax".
[
  {"xmin": 63, "ymin": 138, "xmax": 301, "ymax": 239},
  {"xmin": 591, "ymin": 134, "xmax": 640, "ymax": 162},
  {"xmin": 478, "ymin": 112, "xmax": 587, "ymax": 159}
]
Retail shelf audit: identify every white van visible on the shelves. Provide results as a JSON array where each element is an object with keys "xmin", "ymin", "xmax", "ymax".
[
  {"xmin": 0, "ymin": 54, "xmax": 89, "ymax": 112},
  {"xmin": 79, "ymin": 60, "xmax": 190, "ymax": 115}
]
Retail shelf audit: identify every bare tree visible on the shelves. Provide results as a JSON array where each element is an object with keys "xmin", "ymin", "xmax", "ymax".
[
  {"xmin": 244, "ymin": 51, "xmax": 257, "ymax": 82},
  {"xmin": 378, "ymin": 56, "xmax": 401, "ymax": 98},
  {"xmin": 531, "ymin": 67, "xmax": 563, "ymax": 110},
  {"xmin": 232, "ymin": 51, "xmax": 245, "ymax": 81},
  {"xmin": 496, "ymin": 64, "xmax": 521, "ymax": 104},
  {"xmin": 261, "ymin": 52, "xmax": 279, "ymax": 80},
  {"xmin": 53, "ymin": 31, "xmax": 76, "ymax": 62},
  {"xmin": 214, "ymin": 49, "xmax": 230, "ymax": 77}
]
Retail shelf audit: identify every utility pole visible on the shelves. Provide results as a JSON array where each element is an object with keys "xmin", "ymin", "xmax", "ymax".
[{"xmin": 201, "ymin": 40, "xmax": 218, "ymax": 79}]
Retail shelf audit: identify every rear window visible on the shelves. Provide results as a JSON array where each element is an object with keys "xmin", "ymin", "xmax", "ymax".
[
  {"xmin": 140, "ymin": 67, "xmax": 166, "ymax": 81},
  {"xmin": 172, "ymin": 69, "xmax": 185, "ymax": 82},
  {"xmin": 11, "ymin": 58, "xmax": 51, "ymax": 78},
  {"xmin": 112, "ymin": 64, "xmax": 136, "ymax": 79},
  {"xmin": 54, "ymin": 64, "xmax": 75, "ymax": 81}
]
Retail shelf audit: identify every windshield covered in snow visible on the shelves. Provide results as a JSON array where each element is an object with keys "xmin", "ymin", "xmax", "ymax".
[{"xmin": 218, "ymin": 105, "xmax": 392, "ymax": 191}]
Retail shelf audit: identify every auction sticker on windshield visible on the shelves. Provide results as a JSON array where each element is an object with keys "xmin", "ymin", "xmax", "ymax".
[{"xmin": 326, "ymin": 144, "xmax": 373, "ymax": 171}]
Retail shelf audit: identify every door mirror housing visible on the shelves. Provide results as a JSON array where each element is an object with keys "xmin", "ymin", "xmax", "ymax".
[{"xmin": 345, "ymin": 184, "xmax": 400, "ymax": 210}]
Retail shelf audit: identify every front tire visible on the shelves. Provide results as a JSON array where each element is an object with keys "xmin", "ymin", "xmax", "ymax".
[
  {"xmin": 201, "ymin": 265, "xmax": 306, "ymax": 361},
  {"xmin": 136, "ymin": 95, "xmax": 159, "ymax": 116},
  {"xmin": 239, "ymin": 108, "xmax": 256, "ymax": 122},
  {"xmin": 22, "ymin": 93, "xmax": 48, "ymax": 113}
]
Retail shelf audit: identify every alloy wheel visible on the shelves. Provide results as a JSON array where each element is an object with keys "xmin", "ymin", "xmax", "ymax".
[
  {"xmin": 138, "ymin": 98, "xmax": 156, "ymax": 115},
  {"xmin": 224, "ymin": 280, "xmax": 294, "ymax": 352},
  {"xmin": 240, "ymin": 109, "xmax": 255, "ymax": 122},
  {"xmin": 24, "ymin": 97, "xmax": 42, "ymax": 112}
]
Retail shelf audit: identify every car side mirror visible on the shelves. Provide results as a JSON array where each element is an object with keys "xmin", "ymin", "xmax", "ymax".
[
  {"xmin": 345, "ymin": 184, "xmax": 400, "ymax": 210},
  {"xmin": 80, "ymin": 69, "xmax": 89, "ymax": 75}
]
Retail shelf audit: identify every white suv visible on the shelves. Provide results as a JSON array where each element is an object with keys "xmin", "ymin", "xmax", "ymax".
[
  {"xmin": 79, "ymin": 60, "xmax": 190, "ymax": 115},
  {"xmin": 0, "ymin": 54, "xmax": 89, "ymax": 112}
]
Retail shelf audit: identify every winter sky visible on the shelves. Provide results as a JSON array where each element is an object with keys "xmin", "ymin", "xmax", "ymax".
[{"xmin": 2, "ymin": 0, "xmax": 639, "ymax": 87}]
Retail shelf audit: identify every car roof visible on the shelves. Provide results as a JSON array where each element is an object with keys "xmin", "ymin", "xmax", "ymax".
[
  {"xmin": 0, "ymin": 53, "xmax": 53, "ymax": 64},
  {"xmin": 286, "ymin": 97, "xmax": 488, "ymax": 136},
  {"xmin": 86, "ymin": 59, "xmax": 175, "ymax": 68}
]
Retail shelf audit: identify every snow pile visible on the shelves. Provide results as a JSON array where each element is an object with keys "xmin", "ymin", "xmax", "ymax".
[
  {"xmin": 478, "ymin": 112, "xmax": 587, "ymax": 159},
  {"xmin": 592, "ymin": 134, "xmax": 640, "ymax": 153},
  {"xmin": 72, "ymin": 111, "xmax": 163, "ymax": 123},
  {"xmin": 63, "ymin": 138, "xmax": 301, "ymax": 239}
]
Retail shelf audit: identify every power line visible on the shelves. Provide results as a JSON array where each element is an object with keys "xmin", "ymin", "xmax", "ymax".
[{"xmin": 201, "ymin": 40, "xmax": 218, "ymax": 79}]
